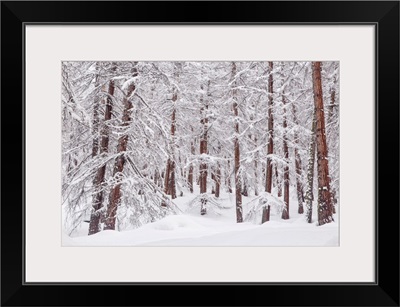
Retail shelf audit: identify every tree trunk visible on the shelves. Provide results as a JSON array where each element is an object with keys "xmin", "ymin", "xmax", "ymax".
[
  {"xmin": 275, "ymin": 165, "xmax": 282, "ymax": 197},
  {"xmin": 254, "ymin": 164, "xmax": 259, "ymax": 196},
  {"xmin": 162, "ymin": 92, "xmax": 178, "ymax": 202},
  {"xmin": 292, "ymin": 103, "xmax": 305, "ymax": 214},
  {"xmin": 91, "ymin": 66, "xmax": 100, "ymax": 158},
  {"xmin": 199, "ymin": 83, "xmax": 208, "ymax": 215},
  {"xmin": 88, "ymin": 64, "xmax": 116, "ymax": 235},
  {"xmin": 188, "ymin": 165, "xmax": 193, "ymax": 192},
  {"xmin": 261, "ymin": 205, "xmax": 271, "ymax": 223},
  {"xmin": 169, "ymin": 159, "xmax": 176, "ymax": 199},
  {"xmin": 241, "ymin": 178, "xmax": 248, "ymax": 197},
  {"xmin": 254, "ymin": 140, "xmax": 259, "ymax": 197},
  {"xmin": 305, "ymin": 110, "xmax": 317, "ymax": 223},
  {"xmin": 232, "ymin": 62, "xmax": 243, "ymax": 223},
  {"xmin": 312, "ymin": 62, "xmax": 333, "ymax": 225},
  {"xmin": 328, "ymin": 75, "xmax": 337, "ymax": 121},
  {"xmin": 281, "ymin": 94, "xmax": 290, "ymax": 220},
  {"xmin": 211, "ymin": 173, "xmax": 216, "ymax": 194},
  {"xmin": 104, "ymin": 68, "xmax": 137, "ymax": 230},
  {"xmin": 265, "ymin": 61, "xmax": 274, "ymax": 194},
  {"xmin": 215, "ymin": 164, "xmax": 221, "ymax": 198},
  {"xmin": 169, "ymin": 97, "xmax": 177, "ymax": 199},
  {"xmin": 163, "ymin": 160, "xmax": 171, "ymax": 196},
  {"xmin": 295, "ymin": 147, "xmax": 304, "ymax": 214},
  {"xmin": 226, "ymin": 158, "xmax": 232, "ymax": 193},
  {"xmin": 328, "ymin": 76, "xmax": 338, "ymax": 214},
  {"xmin": 188, "ymin": 133, "xmax": 195, "ymax": 193}
]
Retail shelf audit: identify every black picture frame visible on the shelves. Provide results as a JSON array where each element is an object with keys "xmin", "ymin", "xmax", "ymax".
[{"xmin": 1, "ymin": 1, "xmax": 399, "ymax": 306}]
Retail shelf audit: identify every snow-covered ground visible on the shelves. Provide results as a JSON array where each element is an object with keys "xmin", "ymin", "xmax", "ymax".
[{"xmin": 63, "ymin": 187, "xmax": 339, "ymax": 247}]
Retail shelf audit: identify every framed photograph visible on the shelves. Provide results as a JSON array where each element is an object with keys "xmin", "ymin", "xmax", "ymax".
[{"xmin": 1, "ymin": 1, "xmax": 399, "ymax": 306}]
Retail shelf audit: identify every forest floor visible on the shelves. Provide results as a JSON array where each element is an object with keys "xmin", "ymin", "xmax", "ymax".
[{"xmin": 63, "ymin": 186, "xmax": 339, "ymax": 247}]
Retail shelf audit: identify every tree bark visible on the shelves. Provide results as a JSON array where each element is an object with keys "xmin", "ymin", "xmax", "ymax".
[
  {"xmin": 281, "ymin": 93, "xmax": 290, "ymax": 220},
  {"xmin": 328, "ymin": 75, "xmax": 337, "ymax": 121},
  {"xmin": 254, "ymin": 136, "xmax": 259, "ymax": 196},
  {"xmin": 162, "ymin": 87, "xmax": 178, "ymax": 201},
  {"xmin": 305, "ymin": 110, "xmax": 317, "ymax": 223},
  {"xmin": 169, "ymin": 95, "xmax": 177, "ymax": 200},
  {"xmin": 292, "ymin": 103, "xmax": 305, "ymax": 214},
  {"xmin": 214, "ymin": 164, "xmax": 221, "ymax": 198},
  {"xmin": 232, "ymin": 62, "xmax": 243, "ymax": 223},
  {"xmin": 254, "ymin": 160, "xmax": 259, "ymax": 196},
  {"xmin": 226, "ymin": 158, "xmax": 232, "ymax": 193},
  {"xmin": 104, "ymin": 67, "xmax": 137, "ymax": 230},
  {"xmin": 211, "ymin": 173, "xmax": 216, "ymax": 194},
  {"xmin": 241, "ymin": 178, "xmax": 248, "ymax": 197},
  {"xmin": 91, "ymin": 65, "xmax": 100, "ymax": 158},
  {"xmin": 328, "ymin": 75, "xmax": 338, "ymax": 214},
  {"xmin": 312, "ymin": 62, "xmax": 333, "ymax": 225},
  {"xmin": 188, "ymin": 131, "xmax": 195, "ymax": 193},
  {"xmin": 88, "ymin": 64, "xmax": 116, "ymax": 235},
  {"xmin": 199, "ymin": 82, "xmax": 208, "ymax": 215},
  {"xmin": 265, "ymin": 61, "xmax": 274, "ymax": 194},
  {"xmin": 163, "ymin": 160, "xmax": 171, "ymax": 196},
  {"xmin": 261, "ymin": 205, "xmax": 271, "ymax": 223},
  {"xmin": 275, "ymin": 165, "xmax": 282, "ymax": 197}
]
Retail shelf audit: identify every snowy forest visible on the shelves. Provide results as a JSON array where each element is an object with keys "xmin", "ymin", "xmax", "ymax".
[{"xmin": 62, "ymin": 61, "xmax": 339, "ymax": 246}]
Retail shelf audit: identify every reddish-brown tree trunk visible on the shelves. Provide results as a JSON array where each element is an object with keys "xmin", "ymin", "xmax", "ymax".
[
  {"xmin": 261, "ymin": 205, "xmax": 271, "ymax": 223},
  {"xmin": 88, "ymin": 65, "xmax": 116, "ymax": 235},
  {"xmin": 312, "ymin": 62, "xmax": 333, "ymax": 225},
  {"xmin": 265, "ymin": 61, "xmax": 274, "ymax": 194},
  {"xmin": 215, "ymin": 165, "xmax": 221, "ymax": 198},
  {"xmin": 188, "ymin": 133, "xmax": 195, "ymax": 193},
  {"xmin": 232, "ymin": 62, "xmax": 243, "ymax": 223},
  {"xmin": 281, "ymin": 94, "xmax": 290, "ymax": 220},
  {"xmin": 169, "ymin": 97, "xmax": 177, "ymax": 199},
  {"xmin": 226, "ymin": 158, "xmax": 232, "ymax": 193},
  {"xmin": 188, "ymin": 166, "xmax": 193, "ymax": 192},
  {"xmin": 104, "ymin": 70, "xmax": 137, "ymax": 230},
  {"xmin": 169, "ymin": 159, "xmax": 176, "ymax": 199},
  {"xmin": 163, "ymin": 89, "xmax": 178, "ymax": 200},
  {"xmin": 91, "ymin": 68, "xmax": 100, "ymax": 158},
  {"xmin": 328, "ymin": 75, "xmax": 337, "ymax": 121},
  {"xmin": 200, "ymin": 83, "xmax": 208, "ymax": 215},
  {"xmin": 253, "ymin": 135, "xmax": 259, "ymax": 196}
]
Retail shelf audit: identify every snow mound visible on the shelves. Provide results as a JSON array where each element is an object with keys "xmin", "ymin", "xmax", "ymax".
[{"xmin": 150, "ymin": 215, "xmax": 206, "ymax": 231}]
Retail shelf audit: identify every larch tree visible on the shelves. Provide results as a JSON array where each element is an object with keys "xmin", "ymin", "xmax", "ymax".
[
  {"xmin": 312, "ymin": 61, "xmax": 333, "ymax": 225},
  {"xmin": 104, "ymin": 64, "xmax": 138, "ymax": 230},
  {"xmin": 188, "ymin": 127, "xmax": 195, "ymax": 193},
  {"xmin": 325, "ymin": 62, "xmax": 339, "ymax": 213},
  {"xmin": 199, "ymin": 81, "xmax": 209, "ymax": 215},
  {"xmin": 88, "ymin": 62, "xmax": 116, "ymax": 235},
  {"xmin": 281, "ymin": 92, "xmax": 290, "ymax": 220},
  {"xmin": 265, "ymin": 61, "xmax": 274, "ymax": 194},
  {"xmin": 231, "ymin": 62, "xmax": 243, "ymax": 223}
]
